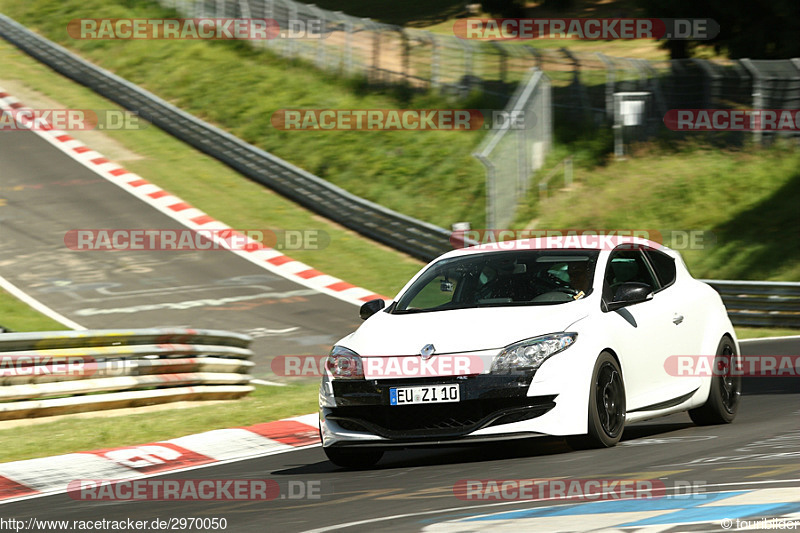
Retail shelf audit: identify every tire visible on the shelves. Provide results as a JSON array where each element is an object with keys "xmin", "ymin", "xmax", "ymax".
[
  {"xmin": 323, "ymin": 446, "xmax": 383, "ymax": 469},
  {"xmin": 568, "ymin": 352, "xmax": 626, "ymax": 450},
  {"xmin": 689, "ymin": 337, "xmax": 740, "ymax": 426}
]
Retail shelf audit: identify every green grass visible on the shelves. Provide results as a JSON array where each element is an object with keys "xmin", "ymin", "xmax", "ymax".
[
  {"xmin": 0, "ymin": 383, "xmax": 319, "ymax": 463},
  {"xmin": 0, "ymin": 289, "xmax": 66, "ymax": 332},
  {"xmin": 735, "ymin": 327, "xmax": 800, "ymax": 340},
  {"xmin": 522, "ymin": 140, "xmax": 800, "ymax": 282}
]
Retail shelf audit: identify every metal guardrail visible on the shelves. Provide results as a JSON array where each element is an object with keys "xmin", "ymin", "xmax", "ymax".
[
  {"xmin": 703, "ymin": 280, "xmax": 800, "ymax": 328},
  {"xmin": 0, "ymin": 14, "xmax": 452, "ymax": 262},
  {"xmin": 0, "ymin": 328, "xmax": 254, "ymax": 420}
]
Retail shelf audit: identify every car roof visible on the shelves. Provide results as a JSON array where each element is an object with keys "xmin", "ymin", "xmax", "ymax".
[{"xmin": 440, "ymin": 235, "xmax": 672, "ymax": 260}]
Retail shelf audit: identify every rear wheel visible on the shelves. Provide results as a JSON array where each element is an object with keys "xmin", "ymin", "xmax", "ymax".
[
  {"xmin": 689, "ymin": 337, "xmax": 740, "ymax": 425},
  {"xmin": 323, "ymin": 446, "xmax": 383, "ymax": 469},
  {"xmin": 568, "ymin": 352, "xmax": 626, "ymax": 449}
]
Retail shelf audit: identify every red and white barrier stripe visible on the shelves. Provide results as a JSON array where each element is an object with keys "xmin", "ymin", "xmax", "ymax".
[
  {"xmin": 0, "ymin": 414, "xmax": 319, "ymax": 502},
  {"xmin": 0, "ymin": 87, "xmax": 388, "ymax": 306}
]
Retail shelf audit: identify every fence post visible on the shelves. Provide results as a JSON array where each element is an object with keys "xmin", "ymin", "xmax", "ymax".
[
  {"xmin": 561, "ymin": 47, "xmax": 590, "ymax": 120},
  {"xmin": 335, "ymin": 12, "xmax": 352, "ymax": 74},
  {"xmin": 690, "ymin": 58, "xmax": 717, "ymax": 109},
  {"xmin": 401, "ymin": 29, "xmax": 410, "ymax": 85},
  {"xmin": 265, "ymin": 0, "xmax": 275, "ymax": 49},
  {"xmin": 739, "ymin": 58, "xmax": 763, "ymax": 145},
  {"xmin": 474, "ymin": 153, "xmax": 497, "ymax": 228},
  {"xmin": 639, "ymin": 59, "xmax": 668, "ymax": 119},
  {"xmin": 564, "ymin": 156, "xmax": 573, "ymax": 188},
  {"xmin": 490, "ymin": 41, "xmax": 507, "ymax": 83},
  {"xmin": 596, "ymin": 52, "xmax": 615, "ymax": 121},
  {"xmin": 372, "ymin": 23, "xmax": 381, "ymax": 83},
  {"xmin": 459, "ymin": 38, "xmax": 474, "ymax": 82},
  {"xmin": 430, "ymin": 33, "xmax": 440, "ymax": 90},
  {"xmin": 239, "ymin": 0, "xmax": 251, "ymax": 18},
  {"xmin": 286, "ymin": 0, "xmax": 297, "ymax": 58},
  {"xmin": 307, "ymin": 4, "xmax": 326, "ymax": 69}
]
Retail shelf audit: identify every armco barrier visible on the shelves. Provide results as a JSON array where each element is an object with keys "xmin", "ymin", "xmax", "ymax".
[
  {"xmin": 703, "ymin": 280, "xmax": 800, "ymax": 328},
  {"xmin": 0, "ymin": 328, "xmax": 254, "ymax": 420},
  {"xmin": 0, "ymin": 14, "xmax": 452, "ymax": 263}
]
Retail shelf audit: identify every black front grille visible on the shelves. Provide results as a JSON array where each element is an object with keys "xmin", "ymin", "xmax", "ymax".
[{"xmin": 328, "ymin": 395, "xmax": 556, "ymax": 439}]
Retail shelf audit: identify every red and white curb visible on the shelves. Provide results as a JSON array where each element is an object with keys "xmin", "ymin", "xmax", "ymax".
[
  {"xmin": 0, "ymin": 413, "xmax": 319, "ymax": 503},
  {"xmin": 0, "ymin": 87, "xmax": 388, "ymax": 306}
]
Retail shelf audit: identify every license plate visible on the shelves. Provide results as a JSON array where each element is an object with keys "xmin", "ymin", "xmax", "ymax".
[{"xmin": 389, "ymin": 384, "xmax": 460, "ymax": 405}]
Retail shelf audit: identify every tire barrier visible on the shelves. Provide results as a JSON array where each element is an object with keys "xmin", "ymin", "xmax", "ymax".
[{"xmin": 0, "ymin": 328, "xmax": 254, "ymax": 420}]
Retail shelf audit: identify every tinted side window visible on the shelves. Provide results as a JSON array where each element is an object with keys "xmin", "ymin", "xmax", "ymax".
[
  {"xmin": 603, "ymin": 250, "xmax": 659, "ymax": 300},
  {"xmin": 645, "ymin": 249, "xmax": 677, "ymax": 289}
]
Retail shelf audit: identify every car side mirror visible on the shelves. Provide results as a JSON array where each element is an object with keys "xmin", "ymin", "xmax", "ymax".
[
  {"xmin": 606, "ymin": 282, "xmax": 653, "ymax": 312},
  {"xmin": 359, "ymin": 299, "xmax": 385, "ymax": 320}
]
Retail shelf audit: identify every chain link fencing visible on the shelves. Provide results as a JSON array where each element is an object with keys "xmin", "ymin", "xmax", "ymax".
[
  {"xmin": 474, "ymin": 68, "xmax": 551, "ymax": 229},
  {"xmin": 159, "ymin": 1, "xmax": 800, "ymax": 127},
  {"xmin": 158, "ymin": 0, "xmax": 800, "ymax": 228}
]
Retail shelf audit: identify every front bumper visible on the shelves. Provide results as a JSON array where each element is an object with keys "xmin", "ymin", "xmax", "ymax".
[{"xmin": 320, "ymin": 373, "xmax": 557, "ymax": 445}]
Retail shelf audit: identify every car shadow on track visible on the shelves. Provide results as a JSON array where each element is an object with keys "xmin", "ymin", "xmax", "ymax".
[
  {"xmin": 743, "ymin": 377, "xmax": 800, "ymax": 394},
  {"xmin": 272, "ymin": 436, "xmax": 571, "ymax": 475},
  {"xmin": 274, "ymin": 421, "xmax": 703, "ymax": 474}
]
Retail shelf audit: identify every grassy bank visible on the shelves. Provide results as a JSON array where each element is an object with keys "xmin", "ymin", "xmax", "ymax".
[
  {"xmin": 523, "ymin": 140, "xmax": 800, "ymax": 281},
  {"xmin": 0, "ymin": 288, "xmax": 65, "ymax": 331},
  {"xmin": 0, "ymin": 383, "xmax": 319, "ymax": 463}
]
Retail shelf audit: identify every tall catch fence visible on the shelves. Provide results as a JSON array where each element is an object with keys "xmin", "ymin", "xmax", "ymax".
[
  {"xmin": 474, "ymin": 68, "xmax": 551, "ymax": 228},
  {"xmin": 160, "ymin": 0, "xmax": 800, "ymax": 229},
  {"xmin": 162, "ymin": 1, "xmax": 800, "ymax": 142}
]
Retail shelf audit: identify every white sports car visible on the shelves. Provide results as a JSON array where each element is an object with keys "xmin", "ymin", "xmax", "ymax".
[{"xmin": 319, "ymin": 236, "xmax": 740, "ymax": 468}]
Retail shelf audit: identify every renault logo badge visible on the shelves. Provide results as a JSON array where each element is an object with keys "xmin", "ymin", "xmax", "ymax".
[{"xmin": 419, "ymin": 344, "xmax": 436, "ymax": 360}]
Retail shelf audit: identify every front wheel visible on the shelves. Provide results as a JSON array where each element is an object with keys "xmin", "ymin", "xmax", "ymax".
[
  {"xmin": 568, "ymin": 352, "xmax": 626, "ymax": 449},
  {"xmin": 689, "ymin": 337, "xmax": 740, "ymax": 425}
]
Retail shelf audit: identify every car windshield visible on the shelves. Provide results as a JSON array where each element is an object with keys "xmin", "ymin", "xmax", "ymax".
[{"xmin": 392, "ymin": 250, "xmax": 600, "ymax": 314}]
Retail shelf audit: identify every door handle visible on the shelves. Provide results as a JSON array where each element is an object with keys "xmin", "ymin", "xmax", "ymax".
[{"xmin": 672, "ymin": 314, "xmax": 684, "ymax": 325}]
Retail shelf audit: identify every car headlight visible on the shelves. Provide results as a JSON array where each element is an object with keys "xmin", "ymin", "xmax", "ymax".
[
  {"xmin": 325, "ymin": 345, "xmax": 364, "ymax": 379},
  {"xmin": 491, "ymin": 333, "xmax": 577, "ymax": 373}
]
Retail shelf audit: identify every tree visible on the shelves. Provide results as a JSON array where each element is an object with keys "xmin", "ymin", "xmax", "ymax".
[
  {"xmin": 636, "ymin": 0, "xmax": 800, "ymax": 59},
  {"xmin": 480, "ymin": 0, "xmax": 525, "ymax": 18}
]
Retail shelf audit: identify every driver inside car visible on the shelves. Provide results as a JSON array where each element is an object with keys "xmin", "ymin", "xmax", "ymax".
[{"xmin": 567, "ymin": 261, "xmax": 590, "ymax": 294}]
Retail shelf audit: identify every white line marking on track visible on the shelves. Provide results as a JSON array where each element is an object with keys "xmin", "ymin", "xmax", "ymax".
[
  {"xmin": 739, "ymin": 335, "xmax": 800, "ymax": 343},
  {"xmin": 0, "ymin": 274, "xmax": 85, "ymax": 330},
  {"xmin": 303, "ymin": 479, "xmax": 800, "ymax": 532},
  {"xmin": 252, "ymin": 379, "xmax": 288, "ymax": 386}
]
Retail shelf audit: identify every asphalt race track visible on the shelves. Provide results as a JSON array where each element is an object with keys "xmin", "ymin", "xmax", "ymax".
[
  {"xmin": 1, "ymin": 116, "xmax": 799, "ymax": 532},
  {"xmin": 0, "ymin": 354, "xmax": 798, "ymax": 532},
  {"xmin": 0, "ymin": 128, "xmax": 363, "ymax": 375}
]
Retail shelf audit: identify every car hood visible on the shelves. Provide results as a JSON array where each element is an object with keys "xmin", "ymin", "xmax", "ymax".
[{"xmin": 341, "ymin": 301, "xmax": 592, "ymax": 356}]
